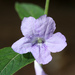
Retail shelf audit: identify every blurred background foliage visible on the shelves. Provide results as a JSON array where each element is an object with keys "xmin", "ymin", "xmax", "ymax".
[{"xmin": 0, "ymin": 0, "xmax": 75, "ymax": 75}]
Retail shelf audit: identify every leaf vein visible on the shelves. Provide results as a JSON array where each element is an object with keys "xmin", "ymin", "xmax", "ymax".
[{"xmin": 0, "ymin": 54, "xmax": 19, "ymax": 74}]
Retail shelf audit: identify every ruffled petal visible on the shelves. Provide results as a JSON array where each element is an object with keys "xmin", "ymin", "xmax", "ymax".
[
  {"xmin": 45, "ymin": 32, "xmax": 67, "ymax": 53},
  {"xmin": 31, "ymin": 44, "xmax": 52, "ymax": 65},
  {"xmin": 34, "ymin": 60, "xmax": 47, "ymax": 75},
  {"xmin": 11, "ymin": 37, "xmax": 32, "ymax": 54},
  {"xmin": 33, "ymin": 15, "xmax": 56, "ymax": 39},
  {"xmin": 21, "ymin": 17, "xmax": 36, "ymax": 37}
]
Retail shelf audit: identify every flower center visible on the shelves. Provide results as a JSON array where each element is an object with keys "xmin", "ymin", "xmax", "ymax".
[
  {"xmin": 37, "ymin": 38, "xmax": 44, "ymax": 43},
  {"xmin": 31, "ymin": 37, "xmax": 45, "ymax": 46}
]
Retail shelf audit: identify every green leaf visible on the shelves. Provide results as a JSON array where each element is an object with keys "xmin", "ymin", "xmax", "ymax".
[
  {"xmin": 15, "ymin": 2, "xmax": 44, "ymax": 20},
  {"xmin": 0, "ymin": 47, "xmax": 34, "ymax": 75}
]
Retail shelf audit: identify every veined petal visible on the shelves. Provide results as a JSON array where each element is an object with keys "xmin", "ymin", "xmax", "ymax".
[
  {"xmin": 31, "ymin": 44, "xmax": 52, "ymax": 65},
  {"xmin": 45, "ymin": 32, "xmax": 67, "ymax": 53},
  {"xmin": 34, "ymin": 60, "xmax": 47, "ymax": 75},
  {"xmin": 11, "ymin": 37, "xmax": 32, "ymax": 54},
  {"xmin": 21, "ymin": 17, "xmax": 36, "ymax": 37},
  {"xmin": 45, "ymin": 17, "xmax": 56, "ymax": 39},
  {"xmin": 33, "ymin": 15, "xmax": 56, "ymax": 39}
]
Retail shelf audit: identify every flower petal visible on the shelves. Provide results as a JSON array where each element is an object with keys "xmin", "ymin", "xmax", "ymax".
[
  {"xmin": 21, "ymin": 17, "xmax": 36, "ymax": 38},
  {"xmin": 33, "ymin": 15, "xmax": 56, "ymax": 39},
  {"xmin": 34, "ymin": 60, "xmax": 47, "ymax": 75},
  {"xmin": 31, "ymin": 44, "xmax": 52, "ymax": 65},
  {"xmin": 45, "ymin": 32, "xmax": 67, "ymax": 53},
  {"xmin": 11, "ymin": 37, "xmax": 32, "ymax": 54}
]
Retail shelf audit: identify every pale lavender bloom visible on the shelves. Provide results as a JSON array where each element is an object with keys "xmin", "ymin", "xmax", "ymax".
[
  {"xmin": 34, "ymin": 60, "xmax": 47, "ymax": 75},
  {"xmin": 11, "ymin": 15, "xmax": 67, "ymax": 65}
]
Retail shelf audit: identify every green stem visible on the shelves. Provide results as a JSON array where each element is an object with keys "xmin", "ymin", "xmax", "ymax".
[
  {"xmin": 44, "ymin": 0, "xmax": 50, "ymax": 15},
  {"xmin": 40, "ymin": 64, "xmax": 42, "ymax": 67}
]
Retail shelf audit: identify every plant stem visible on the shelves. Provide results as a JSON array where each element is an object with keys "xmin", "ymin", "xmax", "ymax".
[{"xmin": 44, "ymin": 0, "xmax": 50, "ymax": 15}]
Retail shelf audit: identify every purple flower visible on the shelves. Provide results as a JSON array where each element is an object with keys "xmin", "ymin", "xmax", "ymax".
[
  {"xmin": 34, "ymin": 60, "xmax": 47, "ymax": 75},
  {"xmin": 11, "ymin": 15, "xmax": 67, "ymax": 65}
]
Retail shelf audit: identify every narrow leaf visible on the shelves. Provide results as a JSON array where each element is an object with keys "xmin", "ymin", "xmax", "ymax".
[
  {"xmin": 0, "ymin": 47, "xmax": 34, "ymax": 75},
  {"xmin": 15, "ymin": 2, "xmax": 44, "ymax": 20}
]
